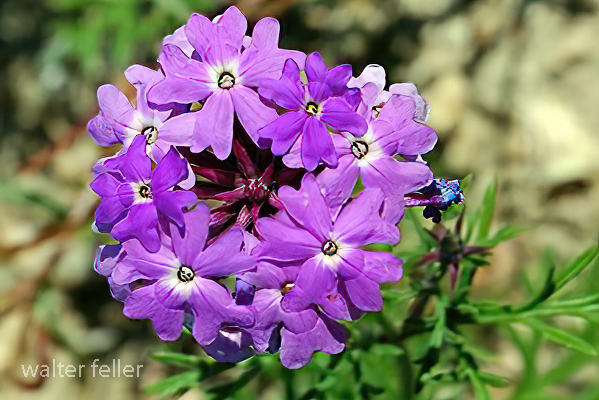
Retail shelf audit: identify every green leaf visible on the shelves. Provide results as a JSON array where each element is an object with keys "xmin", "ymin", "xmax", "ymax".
[
  {"xmin": 476, "ymin": 181, "xmax": 497, "ymax": 242},
  {"xmin": 143, "ymin": 370, "xmax": 200, "ymax": 395},
  {"xmin": 406, "ymin": 208, "xmax": 437, "ymax": 250},
  {"xmin": 465, "ymin": 369, "xmax": 491, "ymax": 400},
  {"xmin": 315, "ymin": 375, "xmax": 338, "ymax": 391},
  {"xmin": 477, "ymin": 225, "xmax": 526, "ymax": 247},
  {"xmin": 150, "ymin": 352, "xmax": 200, "ymax": 368},
  {"xmin": 554, "ymin": 246, "xmax": 599, "ymax": 293},
  {"xmin": 369, "ymin": 344, "xmax": 405, "ymax": 356},
  {"xmin": 430, "ymin": 301, "xmax": 446, "ymax": 349},
  {"xmin": 460, "ymin": 174, "xmax": 473, "ymax": 192},
  {"xmin": 477, "ymin": 371, "xmax": 510, "ymax": 387},
  {"xmin": 524, "ymin": 318, "xmax": 597, "ymax": 356}
]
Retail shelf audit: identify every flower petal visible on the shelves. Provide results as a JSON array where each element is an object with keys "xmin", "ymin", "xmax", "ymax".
[
  {"xmin": 277, "ymin": 174, "xmax": 333, "ymax": 241},
  {"xmin": 324, "ymin": 64, "xmax": 352, "ymax": 96},
  {"xmin": 112, "ymin": 203, "xmax": 160, "ymax": 253},
  {"xmin": 302, "ymin": 117, "xmax": 338, "ymax": 171},
  {"xmin": 169, "ymin": 205, "xmax": 210, "ymax": 267},
  {"xmin": 334, "ymin": 188, "xmax": 400, "ymax": 246},
  {"xmin": 193, "ymin": 91, "xmax": 234, "ymax": 159},
  {"xmin": 344, "ymin": 275, "xmax": 383, "ymax": 312},
  {"xmin": 321, "ymin": 98, "xmax": 367, "ymax": 135},
  {"xmin": 195, "ymin": 226, "xmax": 255, "ymax": 277},
  {"xmin": 258, "ymin": 111, "xmax": 307, "ymax": 155},
  {"xmin": 231, "ymin": 85, "xmax": 278, "ymax": 143},
  {"xmin": 295, "ymin": 257, "xmax": 337, "ymax": 304},
  {"xmin": 305, "ymin": 52, "xmax": 327, "ymax": 83}
]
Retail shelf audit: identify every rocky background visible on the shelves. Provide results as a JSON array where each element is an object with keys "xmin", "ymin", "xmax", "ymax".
[{"xmin": 1, "ymin": 0, "xmax": 598, "ymax": 399}]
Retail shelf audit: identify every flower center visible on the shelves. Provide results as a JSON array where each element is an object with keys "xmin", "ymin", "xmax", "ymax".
[
  {"xmin": 351, "ymin": 141, "xmax": 369, "ymax": 159},
  {"xmin": 141, "ymin": 126, "xmax": 159, "ymax": 145},
  {"xmin": 322, "ymin": 240, "xmax": 338, "ymax": 256},
  {"xmin": 280, "ymin": 282, "xmax": 295, "ymax": 295},
  {"xmin": 177, "ymin": 266, "xmax": 195, "ymax": 282},
  {"xmin": 138, "ymin": 184, "xmax": 152, "ymax": 199},
  {"xmin": 218, "ymin": 72, "xmax": 235, "ymax": 89},
  {"xmin": 306, "ymin": 101, "xmax": 320, "ymax": 116},
  {"xmin": 246, "ymin": 178, "xmax": 271, "ymax": 203}
]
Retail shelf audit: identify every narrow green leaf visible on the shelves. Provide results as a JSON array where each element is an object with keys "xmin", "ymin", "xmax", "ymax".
[
  {"xmin": 477, "ymin": 225, "xmax": 526, "ymax": 247},
  {"xmin": 430, "ymin": 301, "xmax": 446, "ymax": 349},
  {"xmin": 477, "ymin": 371, "xmax": 510, "ymax": 387},
  {"xmin": 143, "ymin": 370, "xmax": 200, "ymax": 395},
  {"xmin": 476, "ymin": 181, "xmax": 496, "ymax": 242},
  {"xmin": 465, "ymin": 369, "xmax": 491, "ymax": 400},
  {"xmin": 406, "ymin": 208, "xmax": 437, "ymax": 250},
  {"xmin": 460, "ymin": 174, "xmax": 473, "ymax": 192},
  {"xmin": 465, "ymin": 207, "xmax": 480, "ymax": 243},
  {"xmin": 524, "ymin": 319, "xmax": 597, "ymax": 356},
  {"xmin": 554, "ymin": 246, "xmax": 599, "ymax": 292}
]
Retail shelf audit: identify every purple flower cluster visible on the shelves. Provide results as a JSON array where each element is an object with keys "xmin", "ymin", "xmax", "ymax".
[{"xmin": 89, "ymin": 7, "xmax": 438, "ymax": 369}]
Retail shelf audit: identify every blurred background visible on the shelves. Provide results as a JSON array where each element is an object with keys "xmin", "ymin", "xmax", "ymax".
[{"xmin": 1, "ymin": 0, "xmax": 598, "ymax": 399}]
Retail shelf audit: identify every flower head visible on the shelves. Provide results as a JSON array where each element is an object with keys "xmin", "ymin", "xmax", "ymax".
[
  {"xmin": 255, "ymin": 174, "xmax": 402, "ymax": 320},
  {"xmin": 147, "ymin": 6, "xmax": 306, "ymax": 160},
  {"xmin": 91, "ymin": 135, "xmax": 197, "ymax": 252},
  {"xmin": 115, "ymin": 206, "xmax": 256, "ymax": 343},
  {"xmin": 257, "ymin": 53, "xmax": 368, "ymax": 171}
]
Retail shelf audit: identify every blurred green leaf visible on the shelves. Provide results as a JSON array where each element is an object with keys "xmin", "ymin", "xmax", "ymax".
[
  {"xmin": 406, "ymin": 208, "xmax": 437, "ymax": 250},
  {"xmin": 524, "ymin": 319, "xmax": 597, "ymax": 356},
  {"xmin": 143, "ymin": 370, "xmax": 200, "ymax": 395},
  {"xmin": 465, "ymin": 368, "xmax": 491, "ymax": 400},
  {"xmin": 554, "ymin": 246, "xmax": 599, "ymax": 293},
  {"xmin": 475, "ymin": 181, "xmax": 496, "ymax": 242},
  {"xmin": 476, "ymin": 371, "xmax": 510, "ymax": 388},
  {"xmin": 477, "ymin": 225, "xmax": 526, "ymax": 247}
]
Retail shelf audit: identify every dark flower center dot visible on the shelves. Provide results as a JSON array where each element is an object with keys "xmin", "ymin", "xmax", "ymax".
[
  {"xmin": 141, "ymin": 126, "xmax": 159, "ymax": 145},
  {"xmin": 138, "ymin": 184, "xmax": 152, "ymax": 199},
  {"xmin": 322, "ymin": 240, "xmax": 338, "ymax": 256},
  {"xmin": 280, "ymin": 282, "xmax": 295, "ymax": 295},
  {"xmin": 177, "ymin": 266, "xmax": 195, "ymax": 282},
  {"xmin": 306, "ymin": 101, "xmax": 320, "ymax": 116},
  {"xmin": 218, "ymin": 72, "xmax": 235, "ymax": 89},
  {"xmin": 372, "ymin": 106, "xmax": 382, "ymax": 118},
  {"xmin": 351, "ymin": 141, "xmax": 369, "ymax": 159}
]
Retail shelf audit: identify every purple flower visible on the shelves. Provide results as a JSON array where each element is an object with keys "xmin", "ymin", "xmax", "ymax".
[
  {"xmin": 316, "ymin": 72, "xmax": 438, "ymax": 222},
  {"xmin": 91, "ymin": 135, "xmax": 197, "ymax": 252},
  {"xmin": 88, "ymin": 65, "xmax": 194, "ymax": 163},
  {"xmin": 316, "ymin": 105, "xmax": 435, "ymax": 223},
  {"xmin": 348, "ymin": 64, "xmax": 430, "ymax": 125},
  {"xmin": 94, "ymin": 244, "xmax": 130, "ymax": 301},
  {"xmin": 241, "ymin": 263, "xmax": 347, "ymax": 369},
  {"xmin": 116, "ymin": 206, "xmax": 256, "ymax": 343},
  {"xmin": 258, "ymin": 53, "xmax": 368, "ymax": 171},
  {"xmin": 255, "ymin": 174, "xmax": 402, "ymax": 320},
  {"xmin": 148, "ymin": 6, "xmax": 306, "ymax": 159}
]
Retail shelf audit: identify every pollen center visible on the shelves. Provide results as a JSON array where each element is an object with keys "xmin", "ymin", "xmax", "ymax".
[
  {"xmin": 177, "ymin": 266, "xmax": 195, "ymax": 282},
  {"xmin": 218, "ymin": 72, "xmax": 235, "ymax": 89},
  {"xmin": 280, "ymin": 282, "xmax": 295, "ymax": 295},
  {"xmin": 306, "ymin": 101, "xmax": 320, "ymax": 116},
  {"xmin": 138, "ymin": 184, "xmax": 152, "ymax": 199},
  {"xmin": 322, "ymin": 240, "xmax": 338, "ymax": 256},
  {"xmin": 351, "ymin": 141, "xmax": 369, "ymax": 159},
  {"xmin": 141, "ymin": 126, "xmax": 159, "ymax": 145}
]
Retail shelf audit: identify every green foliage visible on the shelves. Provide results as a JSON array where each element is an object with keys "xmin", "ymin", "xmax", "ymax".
[{"xmin": 44, "ymin": 0, "xmax": 224, "ymax": 79}]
